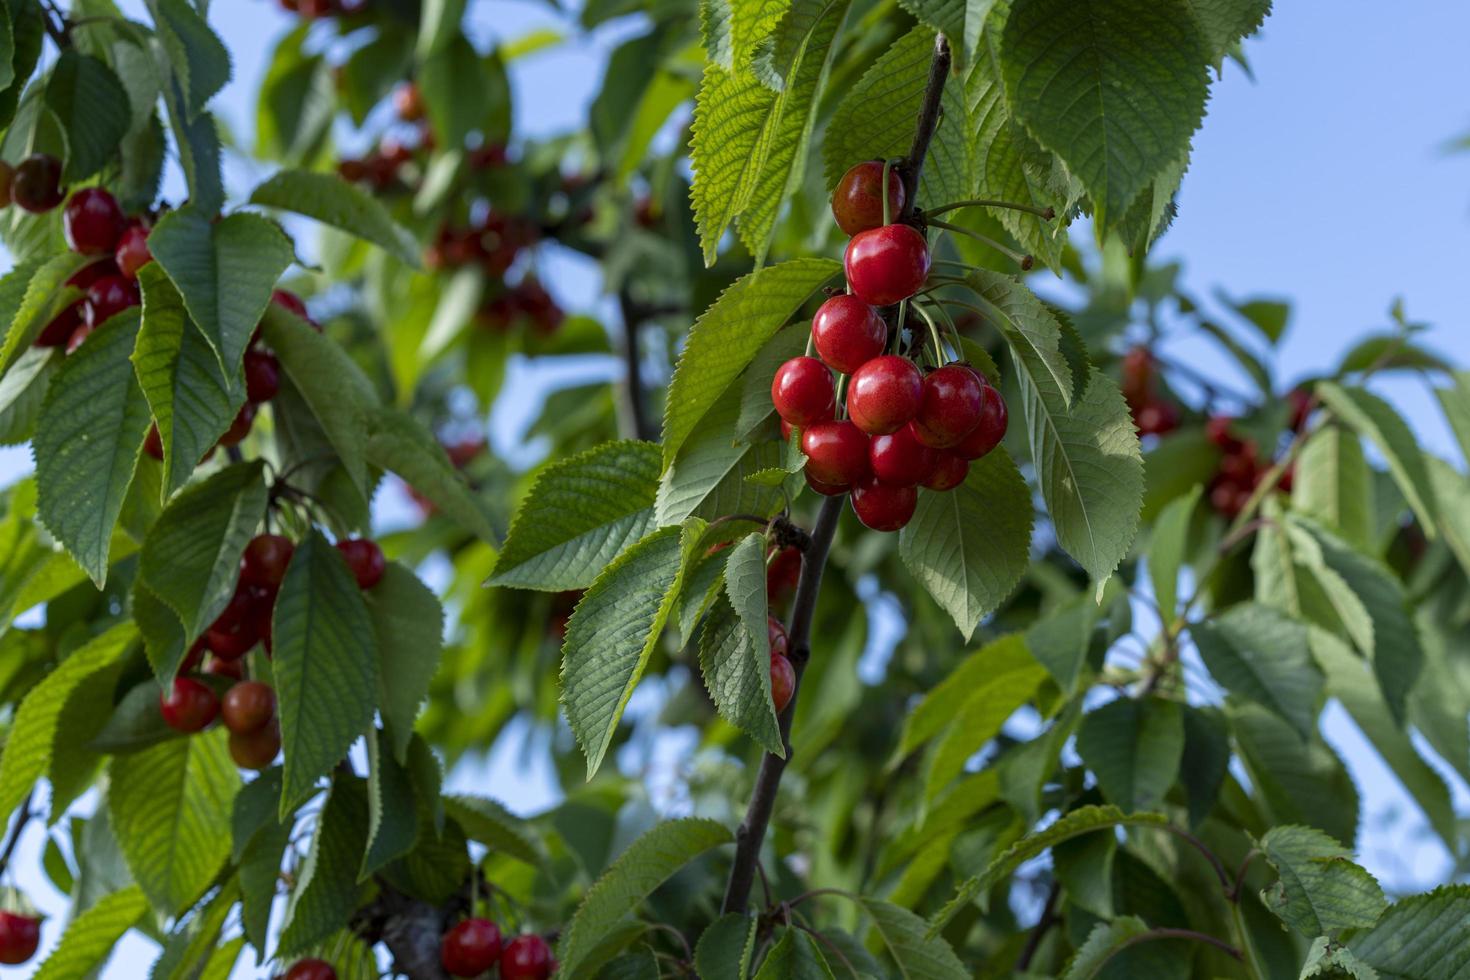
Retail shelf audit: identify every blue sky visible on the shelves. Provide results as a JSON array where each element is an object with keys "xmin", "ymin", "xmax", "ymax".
[{"xmin": 4, "ymin": 0, "xmax": 1470, "ymax": 974}]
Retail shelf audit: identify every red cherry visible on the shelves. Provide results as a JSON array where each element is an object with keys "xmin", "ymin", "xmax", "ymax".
[
  {"xmin": 221, "ymin": 680, "xmax": 275, "ymax": 735},
  {"xmin": 84, "ymin": 274, "xmax": 140, "ymax": 327},
  {"xmin": 922, "ymin": 452, "xmax": 969, "ymax": 491},
  {"xmin": 1287, "ymin": 387, "xmax": 1312, "ymax": 432},
  {"xmin": 241, "ymin": 534, "xmax": 294, "ymax": 591},
  {"xmin": 142, "ymin": 424, "xmax": 164, "ymax": 460},
  {"xmin": 953, "ymin": 382, "xmax": 1008, "ymax": 460},
  {"xmin": 219, "ymin": 402, "xmax": 257, "ymax": 447},
  {"xmin": 846, "ymin": 355, "xmax": 922, "ymax": 435},
  {"xmin": 766, "ymin": 546, "xmax": 801, "ymax": 605},
  {"xmin": 205, "ymin": 585, "xmax": 267, "ymax": 660},
  {"xmin": 68, "ymin": 259, "xmax": 121, "ymax": 291},
  {"xmin": 442, "ymin": 918, "xmax": 503, "ymax": 977},
  {"xmin": 779, "ymin": 419, "xmax": 795, "ymax": 442},
  {"xmin": 913, "ymin": 364, "xmax": 985, "ymax": 448},
  {"xmin": 771, "ymin": 356, "xmax": 835, "ymax": 427},
  {"xmin": 0, "ymin": 910, "xmax": 40, "ymax": 965},
  {"xmin": 10, "ymin": 153, "xmax": 64, "ymax": 213},
  {"xmin": 770, "ymin": 652, "xmax": 795, "ymax": 713},
  {"xmin": 203, "ymin": 655, "xmax": 245, "ymax": 681},
  {"xmin": 115, "ymin": 223, "xmax": 153, "ymax": 279},
  {"xmin": 768, "ymin": 616, "xmax": 789, "ymax": 659},
  {"xmin": 800, "ymin": 420, "xmax": 869, "ymax": 487},
  {"xmin": 1219, "ymin": 444, "xmax": 1258, "ymax": 483},
  {"xmin": 63, "ymin": 188, "xmax": 126, "ymax": 255},
  {"xmin": 804, "ymin": 471, "xmax": 849, "ymax": 496},
  {"xmin": 1133, "ymin": 401, "xmax": 1179, "ymax": 437},
  {"xmin": 812, "ymin": 294, "xmax": 886, "ymax": 375},
  {"xmin": 869, "ymin": 423, "xmax": 937, "ymax": 486},
  {"xmin": 831, "ymin": 160, "xmax": 904, "ymax": 236},
  {"xmin": 1120, "ymin": 346, "xmax": 1154, "ymax": 404},
  {"xmin": 1205, "ymin": 415, "xmax": 1240, "ymax": 451},
  {"xmin": 244, "ymin": 349, "xmax": 281, "ymax": 402},
  {"xmin": 500, "ymin": 935, "xmax": 554, "ymax": 980},
  {"xmin": 180, "ymin": 638, "xmax": 207, "ymax": 674},
  {"xmin": 159, "ymin": 677, "xmax": 220, "ymax": 733},
  {"xmin": 34, "ymin": 300, "xmax": 84, "ymax": 348},
  {"xmin": 336, "ymin": 538, "xmax": 386, "ymax": 589},
  {"xmin": 284, "ymin": 959, "xmax": 337, "ymax": 980},
  {"xmin": 843, "ymin": 224, "xmax": 929, "ymax": 307},
  {"xmin": 229, "ymin": 719, "xmax": 281, "ymax": 770},
  {"xmin": 272, "ymin": 288, "xmax": 311, "ymax": 320},
  {"xmin": 850, "ymin": 477, "xmax": 917, "ymax": 532}
]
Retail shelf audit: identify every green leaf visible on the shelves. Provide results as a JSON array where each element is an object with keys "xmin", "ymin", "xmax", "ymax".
[
  {"xmin": 658, "ymin": 385, "xmax": 785, "ymax": 526},
  {"xmin": 35, "ymin": 309, "xmax": 151, "ymax": 586},
  {"xmin": 558, "ymin": 818, "xmax": 733, "ymax": 979},
  {"xmin": 898, "ymin": 448, "xmax": 1033, "ymax": 639},
  {"xmin": 1053, "ymin": 828, "xmax": 1116, "ymax": 919},
  {"xmin": 1347, "ymin": 885, "xmax": 1470, "ymax": 979},
  {"xmin": 1216, "ymin": 291, "xmax": 1290, "ymax": 344},
  {"xmin": 32, "ymin": 884, "xmax": 148, "ymax": 980},
  {"xmin": 1060, "ymin": 915, "xmax": 1151, "ymax": 980},
  {"xmin": 490, "ymin": 440, "xmax": 661, "ymax": 590},
  {"xmin": 862, "ymin": 899, "xmax": 968, "ymax": 980},
  {"xmin": 45, "ymin": 50, "xmax": 130, "ymax": 181},
  {"xmin": 146, "ymin": 0, "xmax": 231, "ymax": 119},
  {"xmin": 88, "ymin": 678, "xmax": 185, "ymax": 754},
  {"xmin": 1076, "ymin": 697, "xmax": 1184, "ymax": 812},
  {"xmin": 699, "ymin": 535, "xmax": 782, "ymax": 755},
  {"xmin": 1294, "ymin": 425, "xmax": 1374, "ymax": 551},
  {"xmin": 161, "ymin": 88, "xmax": 224, "ymax": 216},
  {"xmin": 255, "ymin": 24, "xmax": 334, "ymax": 164},
  {"xmin": 280, "ymin": 775, "xmax": 371, "ymax": 955},
  {"xmin": 1228, "ymin": 702, "xmax": 1359, "ymax": 848},
  {"xmin": 1259, "ymin": 825, "xmax": 1386, "ymax": 938},
  {"xmin": 1192, "ymin": 602, "xmax": 1323, "ymax": 739},
  {"xmin": 108, "ymin": 728, "xmax": 239, "ymax": 915},
  {"xmin": 662, "ymin": 259, "xmax": 838, "ymax": 468},
  {"xmin": 0, "ymin": 254, "xmax": 89, "ymax": 378},
  {"xmin": 1180, "ymin": 705, "xmax": 1229, "ymax": 828},
  {"xmin": 1434, "ymin": 370, "xmax": 1470, "ymax": 467},
  {"xmin": 736, "ymin": 324, "xmax": 810, "ymax": 441},
  {"xmin": 418, "ymin": 36, "xmax": 490, "ymax": 151},
  {"xmin": 273, "ymin": 529, "xmax": 380, "ymax": 816},
  {"xmin": 933, "ymin": 805, "xmax": 1168, "ymax": 925},
  {"xmin": 365, "ymin": 562, "xmax": 444, "ymax": 762},
  {"xmin": 443, "ymin": 795, "xmax": 543, "ymax": 866},
  {"xmin": 1183, "ymin": 0, "xmax": 1271, "ymax": 65},
  {"xmin": 366, "ymin": 406, "xmax": 498, "ymax": 544},
  {"xmin": 1315, "ymin": 381, "xmax": 1437, "ymax": 536},
  {"xmin": 138, "ymin": 461, "xmax": 268, "ymax": 642},
  {"xmin": 234, "ymin": 774, "xmax": 290, "ymax": 953},
  {"xmin": 250, "ymin": 169, "xmax": 420, "ymax": 266},
  {"xmin": 561, "ymin": 522, "xmax": 704, "ymax": 777},
  {"xmin": 824, "ymin": 27, "xmax": 972, "ymax": 215},
  {"xmin": 362, "ymin": 727, "xmax": 419, "ymax": 879},
  {"xmin": 1148, "ymin": 485, "xmax": 1200, "ymax": 619},
  {"xmin": 754, "ymin": 928, "xmax": 835, "ymax": 980},
  {"xmin": 696, "ymin": 914, "xmax": 760, "ymax": 980},
  {"xmin": 133, "ymin": 262, "xmax": 246, "ymax": 498},
  {"xmin": 1300, "ymin": 937, "xmax": 1380, "ymax": 980},
  {"xmin": 1002, "ymin": 0, "xmax": 1208, "ymax": 229},
  {"xmin": 148, "ymin": 205, "xmax": 294, "ymax": 376}
]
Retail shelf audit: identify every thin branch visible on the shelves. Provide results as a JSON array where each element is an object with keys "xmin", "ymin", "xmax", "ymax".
[
  {"xmin": 617, "ymin": 290, "xmax": 656, "ymax": 441},
  {"xmin": 0, "ymin": 791, "xmax": 35, "ymax": 877},
  {"xmin": 1015, "ymin": 882, "xmax": 1060, "ymax": 971},
  {"xmin": 898, "ymin": 33, "xmax": 951, "ymax": 220}
]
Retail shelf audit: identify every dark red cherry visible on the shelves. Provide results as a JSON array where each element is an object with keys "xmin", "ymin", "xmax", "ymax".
[
  {"xmin": 84, "ymin": 274, "xmax": 140, "ymax": 327},
  {"xmin": 812, "ymin": 294, "xmax": 886, "ymax": 374},
  {"xmin": 115, "ymin": 223, "xmax": 153, "ymax": 279},
  {"xmin": 769, "ymin": 653, "xmax": 795, "ymax": 713},
  {"xmin": 913, "ymin": 364, "xmax": 985, "ymax": 449},
  {"xmin": 804, "ymin": 471, "xmax": 849, "ymax": 496},
  {"xmin": 241, "ymin": 534, "xmax": 294, "ymax": 591},
  {"xmin": 846, "ymin": 355, "xmax": 922, "ymax": 435},
  {"xmin": 1134, "ymin": 400, "xmax": 1179, "ymax": 437},
  {"xmin": 336, "ymin": 538, "xmax": 386, "ymax": 590},
  {"xmin": 800, "ymin": 420, "xmax": 869, "ymax": 487},
  {"xmin": 922, "ymin": 452, "xmax": 969, "ymax": 491},
  {"xmin": 283, "ymin": 958, "xmax": 337, "ymax": 980},
  {"xmin": 500, "ymin": 935, "xmax": 554, "ymax": 980},
  {"xmin": 869, "ymin": 423, "xmax": 937, "ymax": 486},
  {"xmin": 159, "ymin": 677, "xmax": 220, "ymax": 733},
  {"xmin": 1287, "ymin": 387, "xmax": 1312, "ymax": 432},
  {"xmin": 394, "ymin": 82, "xmax": 425, "ymax": 122},
  {"xmin": 768, "ymin": 616, "xmax": 789, "ymax": 659},
  {"xmin": 34, "ymin": 300, "xmax": 84, "ymax": 348},
  {"xmin": 229, "ymin": 719, "xmax": 281, "ymax": 770},
  {"xmin": 766, "ymin": 546, "xmax": 801, "ymax": 605},
  {"xmin": 143, "ymin": 424, "xmax": 164, "ymax": 460},
  {"xmin": 218, "ymin": 402, "xmax": 257, "ymax": 447},
  {"xmin": 10, "ymin": 153, "xmax": 64, "ymax": 213},
  {"xmin": 843, "ymin": 224, "xmax": 929, "ymax": 307},
  {"xmin": 204, "ymin": 655, "xmax": 245, "ymax": 681},
  {"xmin": 221, "ymin": 680, "xmax": 275, "ymax": 735},
  {"xmin": 0, "ymin": 910, "xmax": 40, "ymax": 965},
  {"xmin": 0, "ymin": 161, "xmax": 12, "ymax": 209},
  {"xmin": 771, "ymin": 356, "xmax": 835, "ymax": 427},
  {"xmin": 851, "ymin": 477, "xmax": 917, "ymax": 532},
  {"xmin": 442, "ymin": 918, "xmax": 503, "ymax": 977},
  {"xmin": 1205, "ymin": 415, "xmax": 1240, "ymax": 451},
  {"xmin": 831, "ymin": 160, "xmax": 904, "ymax": 236},
  {"xmin": 244, "ymin": 349, "xmax": 280, "ymax": 403},
  {"xmin": 63, "ymin": 188, "xmax": 126, "ymax": 255},
  {"xmin": 953, "ymin": 381, "xmax": 1008, "ymax": 460}
]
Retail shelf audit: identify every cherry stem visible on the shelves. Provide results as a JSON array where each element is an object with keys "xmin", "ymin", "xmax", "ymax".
[
  {"xmin": 924, "ymin": 199, "xmax": 1055, "ymax": 221},
  {"xmin": 880, "ymin": 159, "xmax": 895, "ymax": 227},
  {"xmin": 926, "ymin": 218, "xmax": 1034, "ymax": 270},
  {"xmin": 911, "ymin": 303, "xmax": 948, "ymax": 367}
]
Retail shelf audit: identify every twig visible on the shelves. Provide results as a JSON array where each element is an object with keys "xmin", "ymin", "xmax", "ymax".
[
  {"xmin": 617, "ymin": 290, "xmax": 656, "ymax": 441},
  {"xmin": 1015, "ymin": 882, "xmax": 1060, "ymax": 970},
  {"xmin": 0, "ymin": 792, "xmax": 35, "ymax": 877}
]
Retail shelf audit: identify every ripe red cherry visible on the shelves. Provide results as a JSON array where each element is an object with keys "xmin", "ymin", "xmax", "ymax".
[
  {"xmin": 284, "ymin": 959, "xmax": 337, "ymax": 980},
  {"xmin": 831, "ymin": 160, "xmax": 904, "ymax": 236},
  {"xmin": 768, "ymin": 616, "xmax": 789, "ymax": 659},
  {"xmin": 221, "ymin": 680, "xmax": 276, "ymax": 735},
  {"xmin": 11, "ymin": 153, "xmax": 64, "ymax": 213},
  {"xmin": 272, "ymin": 288, "xmax": 310, "ymax": 319},
  {"xmin": 766, "ymin": 546, "xmax": 801, "ymax": 605},
  {"xmin": 851, "ymin": 477, "xmax": 917, "ymax": 532},
  {"xmin": 243, "ymin": 350, "xmax": 280, "ymax": 402},
  {"xmin": 1133, "ymin": 400, "xmax": 1179, "ymax": 437},
  {"xmin": 241, "ymin": 533, "xmax": 294, "ymax": 591},
  {"xmin": 205, "ymin": 585, "xmax": 266, "ymax": 660},
  {"xmin": 230, "ymin": 719, "xmax": 281, "ymax": 770},
  {"xmin": 63, "ymin": 188, "xmax": 126, "ymax": 254},
  {"xmin": 913, "ymin": 365, "xmax": 985, "ymax": 449},
  {"xmin": 441, "ymin": 918, "xmax": 503, "ymax": 977},
  {"xmin": 219, "ymin": 402, "xmax": 257, "ymax": 447},
  {"xmin": 0, "ymin": 910, "xmax": 40, "ymax": 965},
  {"xmin": 869, "ymin": 423, "xmax": 936, "ymax": 486},
  {"xmin": 85, "ymin": 274, "xmax": 140, "ymax": 327},
  {"xmin": 336, "ymin": 538, "xmax": 386, "ymax": 589},
  {"xmin": 159, "ymin": 677, "xmax": 220, "ymax": 733},
  {"xmin": 953, "ymin": 382, "xmax": 1008, "ymax": 460},
  {"xmin": 770, "ymin": 652, "xmax": 795, "ymax": 713},
  {"xmin": 500, "ymin": 935, "xmax": 554, "ymax": 980},
  {"xmin": 844, "ymin": 224, "xmax": 930, "ymax": 307},
  {"xmin": 922, "ymin": 452, "xmax": 969, "ymax": 491},
  {"xmin": 142, "ymin": 424, "xmax": 164, "ymax": 460},
  {"xmin": 771, "ymin": 356, "xmax": 835, "ymax": 427},
  {"xmin": 800, "ymin": 420, "xmax": 869, "ymax": 487},
  {"xmin": 847, "ymin": 355, "xmax": 922, "ymax": 435},
  {"xmin": 1287, "ymin": 387, "xmax": 1312, "ymax": 432},
  {"xmin": 1205, "ymin": 415, "xmax": 1239, "ymax": 451},
  {"xmin": 35, "ymin": 300, "xmax": 84, "ymax": 348},
  {"xmin": 804, "ymin": 471, "xmax": 849, "ymax": 496},
  {"xmin": 115, "ymin": 223, "xmax": 152, "ymax": 278},
  {"xmin": 812, "ymin": 294, "xmax": 886, "ymax": 374}
]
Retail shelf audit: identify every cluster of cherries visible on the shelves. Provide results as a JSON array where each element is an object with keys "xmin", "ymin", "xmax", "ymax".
[
  {"xmin": 158, "ymin": 534, "xmax": 387, "ymax": 769},
  {"xmin": 1204, "ymin": 409, "xmax": 1300, "ymax": 518},
  {"xmin": 769, "ymin": 161, "xmax": 1008, "ymax": 533},
  {"xmin": 440, "ymin": 918, "xmax": 555, "ymax": 979},
  {"xmin": 1120, "ymin": 346, "xmax": 1180, "ymax": 438},
  {"xmin": 0, "ymin": 909, "xmax": 39, "ymax": 966}
]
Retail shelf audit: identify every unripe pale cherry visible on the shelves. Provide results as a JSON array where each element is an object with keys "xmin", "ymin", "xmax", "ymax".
[
  {"xmin": 831, "ymin": 160, "xmax": 905, "ymax": 236},
  {"xmin": 812, "ymin": 294, "xmax": 885, "ymax": 374},
  {"xmin": 851, "ymin": 477, "xmax": 917, "ymax": 532},
  {"xmin": 847, "ymin": 355, "xmax": 923, "ymax": 435},
  {"xmin": 844, "ymin": 224, "xmax": 930, "ymax": 307},
  {"xmin": 869, "ymin": 423, "xmax": 936, "ymax": 486},
  {"xmin": 953, "ymin": 380, "xmax": 1008, "ymax": 460},
  {"xmin": 913, "ymin": 364, "xmax": 985, "ymax": 449},
  {"xmin": 800, "ymin": 420, "xmax": 870, "ymax": 487},
  {"xmin": 922, "ymin": 452, "xmax": 969, "ymax": 491},
  {"xmin": 771, "ymin": 356, "xmax": 835, "ymax": 427}
]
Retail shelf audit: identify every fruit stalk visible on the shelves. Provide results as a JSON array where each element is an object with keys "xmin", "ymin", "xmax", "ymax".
[{"xmin": 722, "ymin": 33, "xmax": 953, "ymax": 915}]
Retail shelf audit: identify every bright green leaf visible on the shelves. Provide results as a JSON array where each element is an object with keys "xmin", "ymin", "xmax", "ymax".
[{"xmin": 249, "ymin": 169, "xmax": 420, "ymax": 266}]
